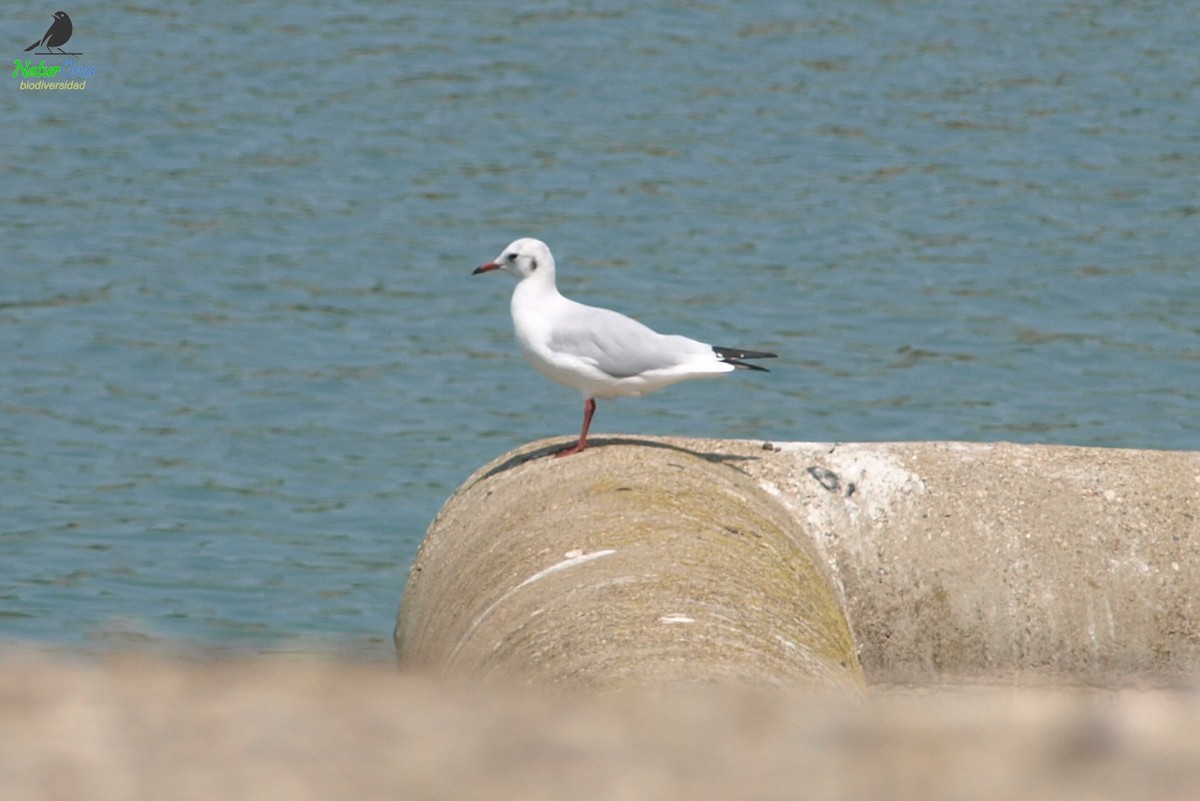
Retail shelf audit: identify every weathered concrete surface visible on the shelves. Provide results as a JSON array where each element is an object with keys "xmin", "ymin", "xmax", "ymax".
[
  {"xmin": 736, "ymin": 440, "xmax": 1200, "ymax": 683},
  {"xmin": 4, "ymin": 653, "xmax": 1200, "ymax": 801},
  {"xmin": 400, "ymin": 437, "xmax": 1200, "ymax": 686},
  {"xmin": 396, "ymin": 438, "xmax": 862, "ymax": 692}
]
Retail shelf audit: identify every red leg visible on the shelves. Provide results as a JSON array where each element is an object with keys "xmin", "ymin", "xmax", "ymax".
[{"xmin": 555, "ymin": 398, "xmax": 596, "ymax": 457}]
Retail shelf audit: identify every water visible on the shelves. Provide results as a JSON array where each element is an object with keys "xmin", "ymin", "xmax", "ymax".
[{"xmin": 2, "ymin": 1, "xmax": 1197, "ymax": 656}]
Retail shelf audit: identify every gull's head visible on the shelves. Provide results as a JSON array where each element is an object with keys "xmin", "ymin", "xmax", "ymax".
[{"xmin": 473, "ymin": 238, "xmax": 556, "ymax": 283}]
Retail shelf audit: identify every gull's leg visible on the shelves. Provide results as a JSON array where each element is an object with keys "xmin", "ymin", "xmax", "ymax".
[{"xmin": 554, "ymin": 398, "xmax": 596, "ymax": 458}]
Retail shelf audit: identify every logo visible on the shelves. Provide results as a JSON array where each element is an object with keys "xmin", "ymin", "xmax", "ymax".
[
  {"xmin": 13, "ymin": 10, "xmax": 94, "ymax": 91},
  {"xmin": 25, "ymin": 10, "xmax": 78, "ymax": 55}
]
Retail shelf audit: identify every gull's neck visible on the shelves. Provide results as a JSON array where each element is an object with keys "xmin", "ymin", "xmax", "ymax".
[
  {"xmin": 512, "ymin": 270, "xmax": 561, "ymax": 300},
  {"xmin": 510, "ymin": 270, "xmax": 567, "ymax": 327}
]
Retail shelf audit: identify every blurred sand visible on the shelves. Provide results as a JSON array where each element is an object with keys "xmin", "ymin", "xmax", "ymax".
[{"xmin": 2, "ymin": 652, "xmax": 1199, "ymax": 801}]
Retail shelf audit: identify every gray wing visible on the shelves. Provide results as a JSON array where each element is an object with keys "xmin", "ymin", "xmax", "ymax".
[{"xmin": 549, "ymin": 302, "xmax": 712, "ymax": 378}]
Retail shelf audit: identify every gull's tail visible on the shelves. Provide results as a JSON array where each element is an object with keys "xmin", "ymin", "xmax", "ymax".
[{"xmin": 713, "ymin": 346, "xmax": 777, "ymax": 372}]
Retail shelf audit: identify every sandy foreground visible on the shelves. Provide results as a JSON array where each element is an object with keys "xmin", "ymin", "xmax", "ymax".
[{"xmin": 3, "ymin": 651, "xmax": 1199, "ymax": 801}]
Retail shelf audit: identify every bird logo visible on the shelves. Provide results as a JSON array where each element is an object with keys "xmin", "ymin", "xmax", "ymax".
[{"xmin": 25, "ymin": 11, "xmax": 80, "ymax": 56}]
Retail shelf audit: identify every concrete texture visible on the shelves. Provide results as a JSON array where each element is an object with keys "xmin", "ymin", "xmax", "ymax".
[
  {"xmin": 400, "ymin": 437, "xmax": 1200, "ymax": 687},
  {"xmin": 734, "ymin": 439, "xmax": 1200, "ymax": 683},
  {"xmin": 396, "ymin": 438, "xmax": 862, "ymax": 692},
  {"xmin": 3, "ymin": 653, "xmax": 1200, "ymax": 801}
]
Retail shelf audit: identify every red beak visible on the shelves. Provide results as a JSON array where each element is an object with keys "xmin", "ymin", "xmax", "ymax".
[{"xmin": 472, "ymin": 262, "xmax": 501, "ymax": 275}]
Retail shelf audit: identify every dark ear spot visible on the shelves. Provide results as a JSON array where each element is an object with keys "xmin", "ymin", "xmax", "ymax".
[{"xmin": 530, "ymin": 258, "xmax": 538, "ymax": 271}]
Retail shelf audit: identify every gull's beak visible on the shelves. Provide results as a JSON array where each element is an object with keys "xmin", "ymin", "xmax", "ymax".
[{"xmin": 472, "ymin": 262, "xmax": 501, "ymax": 275}]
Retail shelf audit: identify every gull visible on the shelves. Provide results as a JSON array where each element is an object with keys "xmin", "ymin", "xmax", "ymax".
[{"xmin": 473, "ymin": 238, "xmax": 776, "ymax": 457}]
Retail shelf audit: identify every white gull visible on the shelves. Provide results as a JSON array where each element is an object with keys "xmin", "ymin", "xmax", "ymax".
[{"xmin": 473, "ymin": 238, "xmax": 776, "ymax": 457}]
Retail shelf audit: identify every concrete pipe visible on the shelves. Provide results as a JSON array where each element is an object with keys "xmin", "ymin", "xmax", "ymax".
[
  {"xmin": 738, "ymin": 440, "xmax": 1200, "ymax": 683},
  {"xmin": 395, "ymin": 437, "xmax": 863, "ymax": 692}
]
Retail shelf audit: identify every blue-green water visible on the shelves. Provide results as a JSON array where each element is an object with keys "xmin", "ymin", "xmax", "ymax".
[{"xmin": 2, "ymin": 1, "xmax": 1197, "ymax": 656}]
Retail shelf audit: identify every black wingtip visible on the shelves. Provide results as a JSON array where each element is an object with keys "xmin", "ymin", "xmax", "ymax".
[{"xmin": 713, "ymin": 346, "xmax": 777, "ymax": 372}]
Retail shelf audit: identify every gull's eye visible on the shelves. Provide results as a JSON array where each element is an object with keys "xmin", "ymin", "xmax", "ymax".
[{"xmin": 506, "ymin": 252, "xmax": 518, "ymax": 262}]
